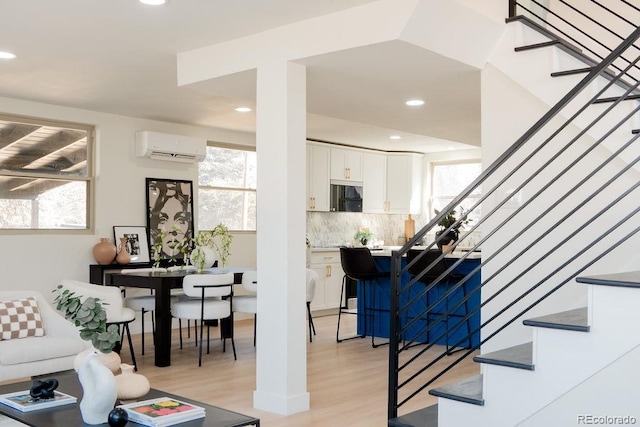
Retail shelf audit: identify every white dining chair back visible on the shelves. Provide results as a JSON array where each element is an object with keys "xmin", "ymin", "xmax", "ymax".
[
  {"xmin": 241, "ymin": 270, "xmax": 258, "ymax": 293},
  {"xmin": 182, "ymin": 273, "xmax": 233, "ymax": 298}
]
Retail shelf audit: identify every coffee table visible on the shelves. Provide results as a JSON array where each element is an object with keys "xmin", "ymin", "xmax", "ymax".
[{"xmin": 0, "ymin": 371, "xmax": 260, "ymax": 426}]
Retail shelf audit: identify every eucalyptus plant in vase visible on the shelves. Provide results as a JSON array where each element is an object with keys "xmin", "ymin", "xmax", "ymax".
[{"xmin": 52, "ymin": 285, "xmax": 120, "ymax": 353}]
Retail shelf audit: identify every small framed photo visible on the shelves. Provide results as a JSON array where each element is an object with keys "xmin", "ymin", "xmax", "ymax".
[{"xmin": 113, "ymin": 226, "xmax": 151, "ymax": 264}]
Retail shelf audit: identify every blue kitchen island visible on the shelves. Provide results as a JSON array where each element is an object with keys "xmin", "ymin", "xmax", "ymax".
[{"xmin": 356, "ymin": 248, "xmax": 481, "ymax": 349}]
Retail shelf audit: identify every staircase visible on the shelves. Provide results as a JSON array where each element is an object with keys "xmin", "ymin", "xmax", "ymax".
[{"xmin": 388, "ymin": 1, "xmax": 640, "ymax": 426}]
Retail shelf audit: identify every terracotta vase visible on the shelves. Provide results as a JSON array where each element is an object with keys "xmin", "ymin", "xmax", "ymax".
[
  {"xmin": 93, "ymin": 238, "xmax": 117, "ymax": 265},
  {"xmin": 116, "ymin": 237, "xmax": 131, "ymax": 265}
]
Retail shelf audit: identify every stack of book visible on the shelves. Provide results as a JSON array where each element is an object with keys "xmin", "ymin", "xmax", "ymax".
[
  {"xmin": 0, "ymin": 390, "xmax": 77, "ymax": 412},
  {"xmin": 118, "ymin": 397, "xmax": 205, "ymax": 427}
]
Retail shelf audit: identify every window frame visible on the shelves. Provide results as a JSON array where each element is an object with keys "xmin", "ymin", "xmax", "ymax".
[
  {"xmin": 197, "ymin": 142, "xmax": 257, "ymax": 233},
  {"xmin": 0, "ymin": 113, "xmax": 94, "ymax": 234},
  {"xmin": 430, "ymin": 158, "xmax": 482, "ymax": 225}
]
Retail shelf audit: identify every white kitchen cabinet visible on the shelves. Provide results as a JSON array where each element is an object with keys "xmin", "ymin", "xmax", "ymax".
[
  {"xmin": 307, "ymin": 143, "xmax": 330, "ymax": 211},
  {"xmin": 386, "ymin": 153, "xmax": 424, "ymax": 214},
  {"xmin": 362, "ymin": 152, "xmax": 387, "ymax": 213},
  {"xmin": 330, "ymin": 147, "xmax": 363, "ymax": 182},
  {"xmin": 309, "ymin": 250, "xmax": 344, "ymax": 311}
]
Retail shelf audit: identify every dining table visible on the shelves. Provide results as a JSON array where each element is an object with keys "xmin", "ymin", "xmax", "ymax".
[{"xmin": 94, "ymin": 266, "xmax": 249, "ymax": 368}]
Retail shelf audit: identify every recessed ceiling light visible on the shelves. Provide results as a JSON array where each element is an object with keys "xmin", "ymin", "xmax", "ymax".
[
  {"xmin": 405, "ymin": 99, "xmax": 425, "ymax": 106},
  {"xmin": 139, "ymin": 0, "xmax": 166, "ymax": 5},
  {"xmin": 234, "ymin": 107, "xmax": 252, "ymax": 113},
  {"xmin": 389, "ymin": 135, "xmax": 402, "ymax": 140},
  {"xmin": 0, "ymin": 51, "xmax": 17, "ymax": 60}
]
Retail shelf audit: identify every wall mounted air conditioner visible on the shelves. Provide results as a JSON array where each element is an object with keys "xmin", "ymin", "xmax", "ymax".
[{"xmin": 135, "ymin": 131, "xmax": 206, "ymax": 163}]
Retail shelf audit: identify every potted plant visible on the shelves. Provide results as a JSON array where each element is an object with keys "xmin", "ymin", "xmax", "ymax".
[
  {"xmin": 190, "ymin": 223, "xmax": 233, "ymax": 270},
  {"xmin": 434, "ymin": 207, "xmax": 470, "ymax": 250},
  {"xmin": 52, "ymin": 285, "xmax": 120, "ymax": 353},
  {"xmin": 354, "ymin": 228, "xmax": 374, "ymax": 246}
]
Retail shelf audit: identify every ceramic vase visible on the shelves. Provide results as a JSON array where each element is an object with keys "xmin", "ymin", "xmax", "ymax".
[
  {"xmin": 115, "ymin": 363, "xmax": 150, "ymax": 403},
  {"xmin": 116, "ymin": 237, "xmax": 131, "ymax": 265},
  {"xmin": 77, "ymin": 351, "xmax": 117, "ymax": 425},
  {"xmin": 189, "ymin": 246, "xmax": 216, "ymax": 271},
  {"xmin": 74, "ymin": 347, "xmax": 122, "ymax": 374},
  {"xmin": 93, "ymin": 238, "xmax": 117, "ymax": 265}
]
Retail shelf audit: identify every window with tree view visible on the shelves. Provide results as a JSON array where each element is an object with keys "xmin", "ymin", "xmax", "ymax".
[
  {"xmin": 431, "ymin": 160, "xmax": 482, "ymax": 225},
  {"xmin": 0, "ymin": 114, "xmax": 92, "ymax": 230},
  {"xmin": 198, "ymin": 145, "xmax": 256, "ymax": 231}
]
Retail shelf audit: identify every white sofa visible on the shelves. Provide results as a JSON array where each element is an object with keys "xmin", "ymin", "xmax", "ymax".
[{"xmin": 0, "ymin": 290, "xmax": 88, "ymax": 383}]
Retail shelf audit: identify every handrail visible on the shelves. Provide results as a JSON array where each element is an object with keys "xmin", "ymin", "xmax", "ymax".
[{"xmin": 388, "ymin": 1, "xmax": 640, "ymax": 422}]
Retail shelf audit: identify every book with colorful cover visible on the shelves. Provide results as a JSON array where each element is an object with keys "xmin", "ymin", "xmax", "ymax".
[
  {"xmin": 0, "ymin": 390, "xmax": 77, "ymax": 412},
  {"xmin": 118, "ymin": 397, "xmax": 205, "ymax": 427}
]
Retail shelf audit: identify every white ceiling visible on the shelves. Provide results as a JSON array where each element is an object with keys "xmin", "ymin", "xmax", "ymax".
[{"xmin": 0, "ymin": 0, "xmax": 481, "ymax": 154}]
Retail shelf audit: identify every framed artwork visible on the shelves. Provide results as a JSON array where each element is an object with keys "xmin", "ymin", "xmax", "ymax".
[
  {"xmin": 112, "ymin": 226, "xmax": 151, "ymax": 264},
  {"xmin": 146, "ymin": 178, "xmax": 194, "ymax": 266}
]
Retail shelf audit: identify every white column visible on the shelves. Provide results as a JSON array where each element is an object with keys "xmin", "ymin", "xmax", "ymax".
[{"xmin": 254, "ymin": 60, "xmax": 309, "ymax": 415}]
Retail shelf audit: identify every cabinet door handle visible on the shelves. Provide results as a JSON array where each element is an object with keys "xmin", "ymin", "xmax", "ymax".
[
  {"xmin": 328, "ymin": 265, "xmax": 332, "ymax": 277},
  {"xmin": 347, "ymin": 167, "xmax": 350, "ymax": 179},
  {"xmin": 325, "ymin": 265, "xmax": 330, "ymax": 277}
]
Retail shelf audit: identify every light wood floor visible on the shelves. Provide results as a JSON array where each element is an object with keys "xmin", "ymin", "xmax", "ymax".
[{"xmin": 123, "ymin": 314, "xmax": 480, "ymax": 427}]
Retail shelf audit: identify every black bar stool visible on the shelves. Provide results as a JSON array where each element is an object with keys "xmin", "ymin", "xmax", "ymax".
[{"xmin": 337, "ymin": 247, "xmax": 389, "ymax": 348}]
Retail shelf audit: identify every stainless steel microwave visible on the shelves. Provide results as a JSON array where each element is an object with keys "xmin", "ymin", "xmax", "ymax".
[{"xmin": 330, "ymin": 184, "xmax": 363, "ymax": 212}]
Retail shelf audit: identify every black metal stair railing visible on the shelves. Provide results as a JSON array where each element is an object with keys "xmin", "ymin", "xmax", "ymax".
[
  {"xmin": 388, "ymin": 1, "xmax": 640, "ymax": 422},
  {"xmin": 508, "ymin": 0, "xmax": 640, "ymax": 80}
]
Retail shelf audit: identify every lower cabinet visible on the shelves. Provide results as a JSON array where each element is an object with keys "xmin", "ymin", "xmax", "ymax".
[{"xmin": 309, "ymin": 250, "xmax": 344, "ymax": 311}]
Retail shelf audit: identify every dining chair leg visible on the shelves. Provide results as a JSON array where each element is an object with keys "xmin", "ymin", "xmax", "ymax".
[
  {"xmin": 124, "ymin": 323, "xmax": 138, "ymax": 371},
  {"xmin": 231, "ymin": 336, "xmax": 237, "ymax": 360},
  {"xmin": 140, "ymin": 309, "xmax": 146, "ymax": 355},
  {"xmin": 179, "ymin": 319, "xmax": 183, "ymax": 349},
  {"xmin": 206, "ymin": 324, "xmax": 211, "ymax": 354},
  {"xmin": 253, "ymin": 314, "xmax": 257, "ymax": 347},
  {"xmin": 307, "ymin": 302, "xmax": 316, "ymax": 343},
  {"xmin": 198, "ymin": 295, "xmax": 205, "ymax": 367}
]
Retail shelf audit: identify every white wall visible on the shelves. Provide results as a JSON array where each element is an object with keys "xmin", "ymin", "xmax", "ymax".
[
  {"xmin": 480, "ymin": 59, "xmax": 640, "ymax": 352},
  {"xmin": 0, "ymin": 97, "xmax": 257, "ymax": 329}
]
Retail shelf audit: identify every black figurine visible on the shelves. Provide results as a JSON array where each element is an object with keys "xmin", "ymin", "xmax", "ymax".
[
  {"xmin": 29, "ymin": 379, "xmax": 58, "ymax": 400},
  {"xmin": 108, "ymin": 407, "xmax": 129, "ymax": 427}
]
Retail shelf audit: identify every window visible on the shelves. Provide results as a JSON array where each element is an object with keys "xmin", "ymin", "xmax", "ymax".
[
  {"xmin": 198, "ymin": 144, "xmax": 256, "ymax": 231},
  {"xmin": 431, "ymin": 160, "xmax": 482, "ymax": 225},
  {"xmin": 0, "ymin": 114, "xmax": 92, "ymax": 230}
]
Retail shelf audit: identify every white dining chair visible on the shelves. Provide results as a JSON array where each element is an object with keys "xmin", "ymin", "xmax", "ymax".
[
  {"xmin": 59, "ymin": 279, "xmax": 138, "ymax": 370},
  {"xmin": 171, "ymin": 272, "xmax": 236, "ymax": 366},
  {"xmin": 232, "ymin": 270, "xmax": 257, "ymax": 346}
]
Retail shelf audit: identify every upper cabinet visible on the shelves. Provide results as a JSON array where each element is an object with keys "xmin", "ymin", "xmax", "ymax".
[
  {"xmin": 362, "ymin": 152, "xmax": 387, "ymax": 213},
  {"xmin": 330, "ymin": 147, "xmax": 363, "ymax": 183},
  {"xmin": 386, "ymin": 154, "xmax": 423, "ymax": 214},
  {"xmin": 307, "ymin": 143, "xmax": 330, "ymax": 212},
  {"xmin": 307, "ymin": 142, "xmax": 424, "ymax": 215}
]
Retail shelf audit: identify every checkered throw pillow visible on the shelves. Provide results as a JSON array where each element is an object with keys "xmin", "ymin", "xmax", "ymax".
[{"xmin": 0, "ymin": 297, "xmax": 45, "ymax": 340}]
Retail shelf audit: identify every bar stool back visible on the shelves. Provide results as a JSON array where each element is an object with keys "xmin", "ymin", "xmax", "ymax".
[{"xmin": 337, "ymin": 247, "xmax": 389, "ymax": 348}]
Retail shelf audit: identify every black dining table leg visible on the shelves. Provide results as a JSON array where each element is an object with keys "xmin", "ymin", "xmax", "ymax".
[{"xmin": 154, "ymin": 284, "xmax": 173, "ymax": 367}]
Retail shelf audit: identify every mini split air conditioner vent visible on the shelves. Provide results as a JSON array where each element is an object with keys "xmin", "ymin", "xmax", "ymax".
[{"xmin": 135, "ymin": 131, "xmax": 206, "ymax": 163}]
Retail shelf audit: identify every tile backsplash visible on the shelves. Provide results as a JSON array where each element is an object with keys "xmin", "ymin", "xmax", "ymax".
[{"xmin": 306, "ymin": 212, "xmax": 428, "ymax": 247}]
